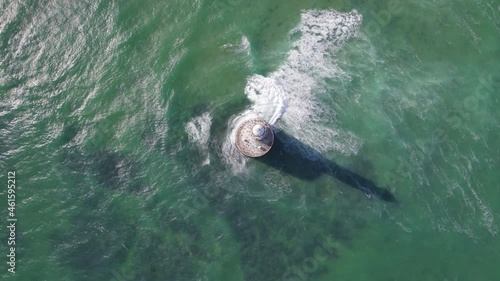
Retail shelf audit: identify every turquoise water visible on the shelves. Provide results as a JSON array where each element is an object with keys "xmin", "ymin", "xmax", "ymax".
[{"xmin": 1, "ymin": 0, "xmax": 499, "ymax": 280}]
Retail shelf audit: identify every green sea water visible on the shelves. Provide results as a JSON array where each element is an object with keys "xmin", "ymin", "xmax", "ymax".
[{"xmin": 1, "ymin": 0, "xmax": 499, "ymax": 280}]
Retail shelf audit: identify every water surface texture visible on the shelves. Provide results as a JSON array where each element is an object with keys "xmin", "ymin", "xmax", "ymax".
[{"xmin": 1, "ymin": 0, "xmax": 499, "ymax": 280}]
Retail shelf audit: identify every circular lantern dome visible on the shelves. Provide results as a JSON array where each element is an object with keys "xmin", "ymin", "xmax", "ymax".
[{"xmin": 252, "ymin": 124, "xmax": 265, "ymax": 137}]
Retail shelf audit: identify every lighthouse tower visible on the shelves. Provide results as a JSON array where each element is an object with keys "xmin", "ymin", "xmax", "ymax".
[{"xmin": 235, "ymin": 118, "xmax": 274, "ymax": 157}]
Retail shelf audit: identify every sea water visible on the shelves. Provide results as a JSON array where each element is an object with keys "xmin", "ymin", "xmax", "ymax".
[{"xmin": 0, "ymin": 0, "xmax": 499, "ymax": 280}]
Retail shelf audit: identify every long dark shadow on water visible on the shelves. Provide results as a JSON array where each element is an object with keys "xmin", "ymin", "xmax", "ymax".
[{"xmin": 257, "ymin": 130, "xmax": 397, "ymax": 202}]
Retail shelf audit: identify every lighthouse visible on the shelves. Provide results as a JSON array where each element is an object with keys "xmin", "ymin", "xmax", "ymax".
[{"xmin": 235, "ymin": 118, "xmax": 274, "ymax": 157}]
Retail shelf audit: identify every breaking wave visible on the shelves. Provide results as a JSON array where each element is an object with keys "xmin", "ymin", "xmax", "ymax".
[
  {"xmin": 224, "ymin": 9, "xmax": 364, "ymax": 172},
  {"xmin": 186, "ymin": 112, "xmax": 212, "ymax": 165}
]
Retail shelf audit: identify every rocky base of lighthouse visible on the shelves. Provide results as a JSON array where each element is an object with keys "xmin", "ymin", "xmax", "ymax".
[{"xmin": 235, "ymin": 118, "xmax": 274, "ymax": 158}]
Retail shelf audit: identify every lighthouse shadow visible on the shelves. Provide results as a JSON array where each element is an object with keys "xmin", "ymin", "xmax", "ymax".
[{"xmin": 257, "ymin": 131, "xmax": 396, "ymax": 202}]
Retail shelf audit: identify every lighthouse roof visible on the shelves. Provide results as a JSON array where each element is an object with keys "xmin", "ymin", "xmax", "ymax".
[{"xmin": 252, "ymin": 124, "xmax": 265, "ymax": 137}]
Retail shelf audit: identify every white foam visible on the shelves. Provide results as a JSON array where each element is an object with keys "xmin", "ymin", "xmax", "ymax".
[
  {"xmin": 186, "ymin": 112, "xmax": 212, "ymax": 165},
  {"xmin": 244, "ymin": 75, "xmax": 288, "ymax": 125},
  {"xmin": 240, "ymin": 35, "xmax": 251, "ymax": 56},
  {"xmin": 273, "ymin": 10, "xmax": 363, "ymax": 153}
]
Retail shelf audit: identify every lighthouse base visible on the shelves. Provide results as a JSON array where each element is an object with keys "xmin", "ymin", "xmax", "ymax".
[{"xmin": 235, "ymin": 118, "xmax": 274, "ymax": 158}]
